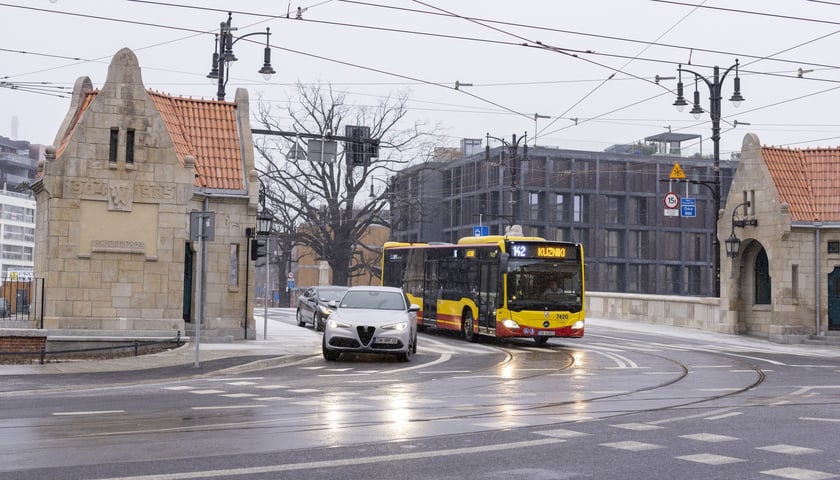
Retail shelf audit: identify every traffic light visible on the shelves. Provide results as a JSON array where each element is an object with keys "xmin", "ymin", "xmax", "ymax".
[
  {"xmin": 345, "ymin": 125, "xmax": 372, "ymax": 167},
  {"xmin": 250, "ymin": 238, "xmax": 266, "ymax": 261}
]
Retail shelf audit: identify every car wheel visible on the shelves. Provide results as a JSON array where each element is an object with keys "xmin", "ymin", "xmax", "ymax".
[
  {"xmin": 296, "ymin": 309, "xmax": 306, "ymax": 327},
  {"xmin": 534, "ymin": 336, "xmax": 550, "ymax": 345},
  {"xmin": 322, "ymin": 335, "xmax": 340, "ymax": 361},
  {"xmin": 462, "ymin": 310, "xmax": 476, "ymax": 342},
  {"xmin": 397, "ymin": 336, "xmax": 413, "ymax": 362},
  {"xmin": 313, "ymin": 312, "xmax": 322, "ymax": 331}
]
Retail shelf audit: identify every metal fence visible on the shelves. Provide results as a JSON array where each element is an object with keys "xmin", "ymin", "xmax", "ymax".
[
  {"xmin": 0, "ymin": 276, "xmax": 43, "ymax": 328},
  {"xmin": 0, "ymin": 333, "xmax": 185, "ymax": 365}
]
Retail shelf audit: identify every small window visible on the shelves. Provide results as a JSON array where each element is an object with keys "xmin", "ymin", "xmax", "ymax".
[
  {"xmin": 126, "ymin": 128, "xmax": 135, "ymax": 164},
  {"xmin": 228, "ymin": 244, "xmax": 239, "ymax": 286},
  {"xmin": 109, "ymin": 128, "xmax": 119, "ymax": 162},
  {"xmin": 791, "ymin": 264, "xmax": 798, "ymax": 299},
  {"xmin": 829, "ymin": 241, "xmax": 840, "ymax": 254}
]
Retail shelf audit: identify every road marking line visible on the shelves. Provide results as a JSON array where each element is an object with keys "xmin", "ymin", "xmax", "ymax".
[
  {"xmin": 91, "ymin": 438, "xmax": 565, "ymax": 480},
  {"xmin": 800, "ymin": 416, "xmax": 840, "ymax": 423},
  {"xmin": 760, "ymin": 467, "xmax": 836, "ymax": 479},
  {"xmin": 52, "ymin": 410, "xmax": 125, "ymax": 416},
  {"xmin": 756, "ymin": 444, "xmax": 821, "ymax": 455},
  {"xmin": 191, "ymin": 405, "xmax": 265, "ymax": 410},
  {"xmin": 600, "ymin": 441, "xmax": 662, "ymax": 451},
  {"xmin": 676, "ymin": 453, "xmax": 744, "ymax": 465}
]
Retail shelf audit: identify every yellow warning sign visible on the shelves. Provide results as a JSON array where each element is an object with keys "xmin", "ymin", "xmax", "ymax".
[{"xmin": 669, "ymin": 162, "xmax": 686, "ymax": 180}]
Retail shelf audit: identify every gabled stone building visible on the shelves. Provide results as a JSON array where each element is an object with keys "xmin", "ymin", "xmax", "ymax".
[
  {"xmin": 720, "ymin": 133, "xmax": 840, "ymax": 342},
  {"xmin": 31, "ymin": 48, "xmax": 259, "ymax": 339}
]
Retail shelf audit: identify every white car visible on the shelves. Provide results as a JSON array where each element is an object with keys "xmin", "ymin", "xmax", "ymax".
[{"xmin": 322, "ymin": 286, "xmax": 419, "ymax": 362}]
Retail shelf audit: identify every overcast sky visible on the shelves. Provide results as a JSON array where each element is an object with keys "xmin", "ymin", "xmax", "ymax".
[{"xmin": 3, "ymin": 0, "xmax": 840, "ymax": 160}]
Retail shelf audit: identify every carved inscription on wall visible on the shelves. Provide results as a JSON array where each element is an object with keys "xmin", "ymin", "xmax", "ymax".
[
  {"xmin": 108, "ymin": 181, "xmax": 134, "ymax": 211},
  {"xmin": 91, "ymin": 240, "xmax": 146, "ymax": 254},
  {"xmin": 64, "ymin": 179, "xmax": 176, "ymax": 205},
  {"xmin": 65, "ymin": 179, "xmax": 107, "ymax": 199},
  {"xmin": 134, "ymin": 183, "xmax": 176, "ymax": 203}
]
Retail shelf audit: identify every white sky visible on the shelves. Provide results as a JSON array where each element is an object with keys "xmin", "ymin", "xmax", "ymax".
[{"xmin": 2, "ymin": 0, "xmax": 840, "ymax": 159}]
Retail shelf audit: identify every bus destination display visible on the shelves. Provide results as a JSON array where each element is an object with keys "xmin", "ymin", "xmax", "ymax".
[{"xmin": 509, "ymin": 242, "xmax": 577, "ymax": 260}]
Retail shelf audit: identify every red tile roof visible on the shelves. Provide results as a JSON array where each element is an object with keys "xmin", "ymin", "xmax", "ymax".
[
  {"xmin": 55, "ymin": 89, "xmax": 246, "ymax": 190},
  {"xmin": 763, "ymin": 146, "xmax": 840, "ymax": 222}
]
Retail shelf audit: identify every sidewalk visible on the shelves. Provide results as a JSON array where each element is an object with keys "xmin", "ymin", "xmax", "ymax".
[
  {"xmin": 0, "ymin": 309, "xmax": 320, "ymax": 376},
  {"xmin": 2, "ymin": 314, "xmax": 838, "ymax": 377}
]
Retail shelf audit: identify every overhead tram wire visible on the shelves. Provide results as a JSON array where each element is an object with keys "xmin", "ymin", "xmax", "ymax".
[
  {"xmin": 7, "ymin": 2, "xmax": 840, "ymax": 83},
  {"xmin": 6, "ymin": 1, "xmax": 840, "ymax": 140}
]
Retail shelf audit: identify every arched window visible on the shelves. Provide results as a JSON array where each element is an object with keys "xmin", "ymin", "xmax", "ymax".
[{"xmin": 754, "ymin": 248, "xmax": 771, "ymax": 305}]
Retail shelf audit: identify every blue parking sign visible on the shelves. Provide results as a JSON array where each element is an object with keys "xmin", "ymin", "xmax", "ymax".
[{"xmin": 473, "ymin": 225, "xmax": 489, "ymax": 236}]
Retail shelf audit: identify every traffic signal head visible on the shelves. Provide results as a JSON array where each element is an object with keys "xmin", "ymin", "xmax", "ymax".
[{"xmin": 250, "ymin": 238, "xmax": 266, "ymax": 261}]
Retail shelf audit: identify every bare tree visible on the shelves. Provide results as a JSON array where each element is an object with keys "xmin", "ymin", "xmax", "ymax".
[{"xmin": 254, "ymin": 82, "xmax": 438, "ymax": 286}]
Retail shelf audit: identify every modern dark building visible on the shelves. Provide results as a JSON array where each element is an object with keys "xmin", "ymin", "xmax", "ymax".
[
  {"xmin": 0, "ymin": 136, "xmax": 40, "ymax": 189},
  {"xmin": 388, "ymin": 135, "xmax": 737, "ymax": 297}
]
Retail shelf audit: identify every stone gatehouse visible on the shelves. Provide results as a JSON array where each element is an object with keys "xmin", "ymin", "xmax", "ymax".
[{"xmin": 31, "ymin": 48, "xmax": 259, "ymax": 339}]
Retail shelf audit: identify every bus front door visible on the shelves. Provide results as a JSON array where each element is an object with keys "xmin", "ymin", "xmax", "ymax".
[{"xmin": 478, "ymin": 261, "xmax": 498, "ymax": 330}]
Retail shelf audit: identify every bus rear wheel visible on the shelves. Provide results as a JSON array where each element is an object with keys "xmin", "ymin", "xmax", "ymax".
[{"xmin": 462, "ymin": 310, "xmax": 476, "ymax": 342}]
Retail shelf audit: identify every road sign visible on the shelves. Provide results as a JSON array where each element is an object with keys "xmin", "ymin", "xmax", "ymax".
[
  {"xmin": 669, "ymin": 162, "xmax": 686, "ymax": 179},
  {"xmin": 287, "ymin": 271, "xmax": 294, "ymax": 279},
  {"xmin": 663, "ymin": 192, "xmax": 679, "ymax": 209},
  {"xmin": 473, "ymin": 225, "xmax": 489, "ymax": 236},
  {"xmin": 287, "ymin": 279, "xmax": 295, "ymax": 290},
  {"xmin": 680, "ymin": 197, "xmax": 696, "ymax": 217}
]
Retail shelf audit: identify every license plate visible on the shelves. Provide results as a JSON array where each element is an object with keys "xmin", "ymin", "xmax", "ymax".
[
  {"xmin": 537, "ymin": 331, "xmax": 555, "ymax": 336},
  {"xmin": 374, "ymin": 337, "xmax": 399, "ymax": 344}
]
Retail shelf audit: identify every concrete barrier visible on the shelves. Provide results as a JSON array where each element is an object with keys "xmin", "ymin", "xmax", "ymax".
[{"xmin": 586, "ymin": 291, "xmax": 724, "ymax": 333}]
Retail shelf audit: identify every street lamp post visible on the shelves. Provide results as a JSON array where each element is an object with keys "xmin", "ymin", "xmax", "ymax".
[
  {"xmin": 206, "ymin": 12, "xmax": 276, "ymax": 101},
  {"xmin": 486, "ymin": 132, "xmax": 528, "ymax": 228},
  {"xmin": 671, "ymin": 59, "xmax": 745, "ymax": 297}
]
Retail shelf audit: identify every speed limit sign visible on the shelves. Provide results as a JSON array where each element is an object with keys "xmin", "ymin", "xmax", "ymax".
[{"xmin": 663, "ymin": 192, "xmax": 679, "ymax": 209}]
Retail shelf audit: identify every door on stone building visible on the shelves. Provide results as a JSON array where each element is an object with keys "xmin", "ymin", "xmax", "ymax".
[
  {"xmin": 183, "ymin": 243, "xmax": 193, "ymax": 323},
  {"xmin": 828, "ymin": 267, "xmax": 840, "ymax": 330}
]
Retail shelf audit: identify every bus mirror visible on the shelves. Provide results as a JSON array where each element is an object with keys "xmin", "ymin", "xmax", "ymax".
[{"xmin": 499, "ymin": 252, "xmax": 509, "ymax": 272}]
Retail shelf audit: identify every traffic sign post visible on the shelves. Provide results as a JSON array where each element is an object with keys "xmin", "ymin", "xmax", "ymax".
[{"xmin": 473, "ymin": 225, "xmax": 489, "ymax": 236}]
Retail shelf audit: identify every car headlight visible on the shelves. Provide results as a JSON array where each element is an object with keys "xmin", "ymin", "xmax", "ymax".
[
  {"xmin": 317, "ymin": 305, "xmax": 333, "ymax": 315},
  {"xmin": 327, "ymin": 318, "xmax": 351, "ymax": 328},
  {"xmin": 381, "ymin": 321, "xmax": 408, "ymax": 331},
  {"xmin": 501, "ymin": 319, "xmax": 520, "ymax": 329}
]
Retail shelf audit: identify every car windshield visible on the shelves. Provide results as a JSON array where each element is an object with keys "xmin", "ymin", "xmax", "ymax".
[
  {"xmin": 340, "ymin": 290, "xmax": 405, "ymax": 310},
  {"xmin": 318, "ymin": 288, "xmax": 347, "ymax": 302}
]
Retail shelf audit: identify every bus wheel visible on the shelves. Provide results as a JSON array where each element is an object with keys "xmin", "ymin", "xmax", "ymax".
[
  {"xmin": 462, "ymin": 310, "xmax": 476, "ymax": 342},
  {"xmin": 534, "ymin": 336, "xmax": 549, "ymax": 345}
]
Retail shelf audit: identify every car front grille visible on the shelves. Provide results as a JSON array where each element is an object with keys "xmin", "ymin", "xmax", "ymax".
[
  {"xmin": 357, "ymin": 325, "xmax": 376, "ymax": 346},
  {"xmin": 329, "ymin": 337, "xmax": 361, "ymax": 348}
]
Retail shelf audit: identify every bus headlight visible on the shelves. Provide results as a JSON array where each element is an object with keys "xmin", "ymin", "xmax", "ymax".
[
  {"xmin": 572, "ymin": 320, "xmax": 584, "ymax": 330},
  {"xmin": 502, "ymin": 319, "xmax": 519, "ymax": 329}
]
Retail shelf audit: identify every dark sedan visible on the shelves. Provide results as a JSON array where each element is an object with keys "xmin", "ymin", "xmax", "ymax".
[{"xmin": 296, "ymin": 285, "xmax": 348, "ymax": 331}]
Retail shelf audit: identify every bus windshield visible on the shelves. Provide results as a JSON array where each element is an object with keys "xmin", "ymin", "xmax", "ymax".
[{"xmin": 506, "ymin": 258, "xmax": 582, "ymax": 313}]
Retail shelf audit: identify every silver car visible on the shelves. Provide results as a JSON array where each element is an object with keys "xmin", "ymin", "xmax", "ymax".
[
  {"xmin": 296, "ymin": 285, "xmax": 348, "ymax": 331},
  {"xmin": 322, "ymin": 286, "xmax": 419, "ymax": 362}
]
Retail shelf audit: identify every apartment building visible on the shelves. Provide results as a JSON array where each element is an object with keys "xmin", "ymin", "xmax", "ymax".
[{"xmin": 389, "ymin": 135, "xmax": 737, "ymax": 297}]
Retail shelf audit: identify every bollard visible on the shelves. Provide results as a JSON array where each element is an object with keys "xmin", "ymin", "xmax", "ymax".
[{"xmin": 39, "ymin": 346, "xmax": 46, "ymax": 365}]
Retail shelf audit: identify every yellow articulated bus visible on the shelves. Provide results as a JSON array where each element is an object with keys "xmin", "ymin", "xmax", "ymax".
[{"xmin": 381, "ymin": 231, "xmax": 584, "ymax": 344}]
